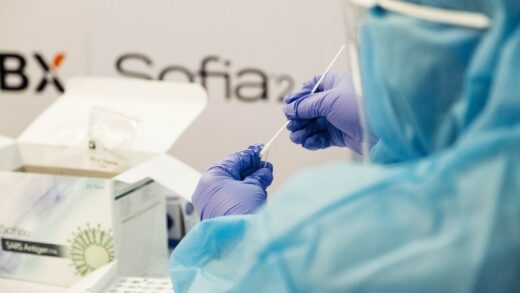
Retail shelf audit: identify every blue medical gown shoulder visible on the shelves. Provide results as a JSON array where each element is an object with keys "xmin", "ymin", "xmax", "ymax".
[{"xmin": 170, "ymin": 134, "xmax": 520, "ymax": 292}]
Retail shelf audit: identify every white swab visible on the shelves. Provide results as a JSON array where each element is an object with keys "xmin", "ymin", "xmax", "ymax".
[{"xmin": 260, "ymin": 44, "xmax": 347, "ymax": 161}]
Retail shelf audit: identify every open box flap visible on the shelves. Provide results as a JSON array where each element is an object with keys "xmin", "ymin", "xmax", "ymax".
[
  {"xmin": 18, "ymin": 77, "xmax": 207, "ymax": 154},
  {"xmin": 0, "ymin": 135, "xmax": 21, "ymax": 171},
  {"xmin": 0, "ymin": 135, "xmax": 14, "ymax": 149},
  {"xmin": 115, "ymin": 154, "xmax": 201, "ymax": 201}
]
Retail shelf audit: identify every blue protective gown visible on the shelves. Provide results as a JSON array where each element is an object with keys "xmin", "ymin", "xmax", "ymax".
[{"xmin": 170, "ymin": 0, "xmax": 520, "ymax": 291}]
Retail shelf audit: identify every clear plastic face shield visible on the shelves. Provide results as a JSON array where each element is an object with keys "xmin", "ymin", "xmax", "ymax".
[
  {"xmin": 343, "ymin": 1, "xmax": 370, "ymax": 162},
  {"xmin": 341, "ymin": 0, "xmax": 491, "ymax": 163}
]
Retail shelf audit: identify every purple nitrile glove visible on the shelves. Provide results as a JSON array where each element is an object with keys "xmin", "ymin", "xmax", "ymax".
[
  {"xmin": 192, "ymin": 144, "xmax": 274, "ymax": 221},
  {"xmin": 284, "ymin": 73, "xmax": 374, "ymax": 154}
]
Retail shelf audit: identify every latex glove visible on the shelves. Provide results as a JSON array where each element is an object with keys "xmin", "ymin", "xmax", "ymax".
[
  {"xmin": 192, "ymin": 144, "xmax": 273, "ymax": 220},
  {"xmin": 284, "ymin": 73, "xmax": 374, "ymax": 154}
]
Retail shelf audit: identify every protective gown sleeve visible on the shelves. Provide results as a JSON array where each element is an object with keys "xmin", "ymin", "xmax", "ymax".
[
  {"xmin": 170, "ymin": 162, "xmax": 422, "ymax": 292},
  {"xmin": 170, "ymin": 139, "xmax": 520, "ymax": 292}
]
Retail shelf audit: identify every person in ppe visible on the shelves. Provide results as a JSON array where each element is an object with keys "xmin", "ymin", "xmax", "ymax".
[{"xmin": 170, "ymin": 0, "xmax": 520, "ymax": 291}]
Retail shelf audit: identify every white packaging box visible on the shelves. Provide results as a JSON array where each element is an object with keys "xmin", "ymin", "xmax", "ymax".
[{"xmin": 0, "ymin": 77, "xmax": 205, "ymax": 287}]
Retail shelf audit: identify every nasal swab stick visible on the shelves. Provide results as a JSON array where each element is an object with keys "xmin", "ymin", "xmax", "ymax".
[{"xmin": 259, "ymin": 44, "xmax": 347, "ymax": 160}]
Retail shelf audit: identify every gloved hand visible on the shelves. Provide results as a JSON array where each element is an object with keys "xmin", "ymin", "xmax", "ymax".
[
  {"xmin": 284, "ymin": 73, "xmax": 373, "ymax": 154},
  {"xmin": 192, "ymin": 144, "xmax": 273, "ymax": 220}
]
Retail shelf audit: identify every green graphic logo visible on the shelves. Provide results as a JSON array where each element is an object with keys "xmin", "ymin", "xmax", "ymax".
[{"xmin": 68, "ymin": 224, "xmax": 115, "ymax": 276}]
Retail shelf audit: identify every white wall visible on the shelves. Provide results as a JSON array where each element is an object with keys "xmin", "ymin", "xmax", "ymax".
[{"xmin": 0, "ymin": 0, "xmax": 351, "ymax": 190}]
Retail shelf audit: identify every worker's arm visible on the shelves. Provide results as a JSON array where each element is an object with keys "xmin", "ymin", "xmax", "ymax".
[
  {"xmin": 170, "ymin": 158, "xmax": 492, "ymax": 292},
  {"xmin": 170, "ymin": 162, "xmax": 420, "ymax": 292}
]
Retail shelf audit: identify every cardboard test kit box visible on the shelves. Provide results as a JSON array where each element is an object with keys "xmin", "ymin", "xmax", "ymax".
[{"xmin": 0, "ymin": 77, "xmax": 206, "ymax": 287}]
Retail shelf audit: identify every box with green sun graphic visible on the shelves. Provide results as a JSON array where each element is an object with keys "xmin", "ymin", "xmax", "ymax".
[{"xmin": 0, "ymin": 77, "xmax": 206, "ymax": 287}]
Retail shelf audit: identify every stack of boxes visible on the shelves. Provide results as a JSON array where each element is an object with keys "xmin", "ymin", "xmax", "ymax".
[{"xmin": 0, "ymin": 77, "xmax": 206, "ymax": 289}]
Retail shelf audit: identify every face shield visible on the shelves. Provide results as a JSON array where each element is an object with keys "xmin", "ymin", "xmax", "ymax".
[{"xmin": 341, "ymin": 0, "xmax": 491, "ymax": 162}]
